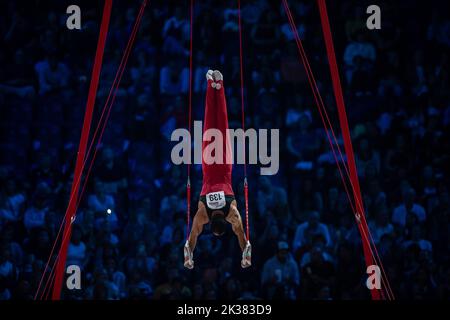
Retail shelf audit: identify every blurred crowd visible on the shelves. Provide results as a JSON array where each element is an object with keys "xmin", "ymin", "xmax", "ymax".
[{"xmin": 0, "ymin": 0, "xmax": 449, "ymax": 300}]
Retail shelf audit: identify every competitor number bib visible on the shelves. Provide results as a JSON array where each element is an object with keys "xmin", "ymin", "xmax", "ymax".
[{"xmin": 206, "ymin": 191, "xmax": 226, "ymax": 210}]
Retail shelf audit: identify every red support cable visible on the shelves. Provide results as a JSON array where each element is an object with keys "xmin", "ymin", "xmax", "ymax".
[
  {"xmin": 35, "ymin": 1, "xmax": 147, "ymax": 300},
  {"xmin": 188, "ymin": 0, "xmax": 194, "ymax": 157},
  {"xmin": 186, "ymin": 181, "xmax": 191, "ymax": 240},
  {"xmin": 316, "ymin": 0, "xmax": 380, "ymax": 299},
  {"xmin": 34, "ymin": 2, "xmax": 146, "ymax": 300},
  {"xmin": 73, "ymin": 0, "xmax": 146, "ymax": 219},
  {"xmin": 237, "ymin": 0, "xmax": 249, "ymax": 241},
  {"xmin": 51, "ymin": 0, "xmax": 113, "ymax": 300},
  {"xmin": 284, "ymin": 1, "xmax": 394, "ymax": 299},
  {"xmin": 237, "ymin": 0, "xmax": 247, "ymax": 177},
  {"xmin": 244, "ymin": 178, "xmax": 249, "ymax": 240},
  {"xmin": 281, "ymin": 0, "xmax": 393, "ymax": 299},
  {"xmin": 186, "ymin": 0, "xmax": 194, "ymax": 240}
]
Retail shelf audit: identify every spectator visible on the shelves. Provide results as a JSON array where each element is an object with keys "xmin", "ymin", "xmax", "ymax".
[
  {"xmin": 287, "ymin": 113, "xmax": 320, "ymax": 163},
  {"xmin": 261, "ymin": 241, "xmax": 299, "ymax": 299},
  {"xmin": 95, "ymin": 148, "xmax": 128, "ymax": 194},
  {"xmin": 159, "ymin": 60, "xmax": 189, "ymax": 95},
  {"xmin": 88, "ymin": 180, "xmax": 119, "ymax": 231},
  {"xmin": 343, "ymin": 31, "xmax": 376, "ymax": 84},
  {"xmin": 0, "ymin": 179, "xmax": 25, "ymax": 223},
  {"xmin": 368, "ymin": 206, "xmax": 394, "ymax": 244},
  {"xmin": 34, "ymin": 53, "xmax": 70, "ymax": 95},
  {"xmin": 402, "ymin": 225, "xmax": 433, "ymax": 253},
  {"xmin": 392, "ymin": 188, "xmax": 426, "ymax": 227},
  {"xmin": 256, "ymin": 176, "xmax": 288, "ymax": 220},
  {"xmin": 355, "ymin": 137, "xmax": 381, "ymax": 178},
  {"xmin": 301, "ymin": 246, "xmax": 336, "ymax": 299},
  {"xmin": 66, "ymin": 226, "xmax": 87, "ymax": 269},
  {"xmin": 161, "ymin": 7, "xmax": 189, "ymax": 57},
  {"xmin": 23, "ymin": 187, "xmax": 50, "ymax": 232},
  {"xmin": 292, "ymin": 211, "xmax": 331, "ymax": 253},
  {"xmin": 0, "ymin": 247, "xmax": 17, "ymax": 288}
]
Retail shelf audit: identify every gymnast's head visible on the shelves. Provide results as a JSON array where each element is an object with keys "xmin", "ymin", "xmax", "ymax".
[{"xmin": 211, "ymin": 211, "xmax": 226, "ymax": 236}]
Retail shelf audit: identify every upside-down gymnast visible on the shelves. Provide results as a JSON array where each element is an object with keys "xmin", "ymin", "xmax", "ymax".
[{"xmin": 184, "ymin": 70, "xmax": 252, "ymax": 269}]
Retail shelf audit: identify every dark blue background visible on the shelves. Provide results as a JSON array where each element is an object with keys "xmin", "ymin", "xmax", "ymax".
[{"xmin": 0, "ymin": 0, "xmax": 448, "ymax": 300}]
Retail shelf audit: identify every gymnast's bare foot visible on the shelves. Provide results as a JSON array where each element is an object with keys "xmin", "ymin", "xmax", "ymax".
[
  {"xmin": 210, "ymin": 70, "xmax": 223, "ymax": 90},
  {"xmin": 212, "ymin": 70, "xmax": 223, "ymax": 82},
  {"xmin": 206, "ymin": 69, "xmax": 213, "ymax": 81}
]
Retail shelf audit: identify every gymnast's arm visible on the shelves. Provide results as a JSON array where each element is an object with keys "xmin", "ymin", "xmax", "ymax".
[{"xmin": 187, "ymin": 201, "xmax": 209, "ymax": 252}]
